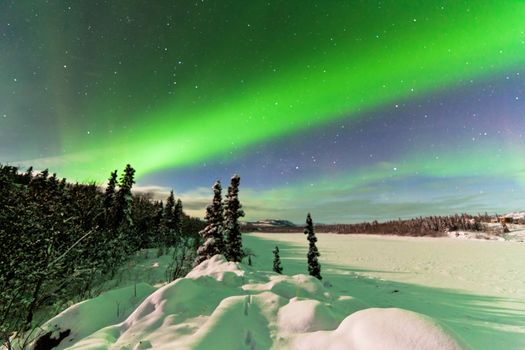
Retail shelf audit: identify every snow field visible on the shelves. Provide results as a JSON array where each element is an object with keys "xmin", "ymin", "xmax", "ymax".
[
  {"xmin": 35, "ymin": 254, "xmax": 463, "ymax": 350},
  {"xmin": 295, "ymin": 308, "xmax": 463, "ymax": 350},
  {"xmin": 244, "ymin": 233, "xmax": 525, "ymax": 349}
]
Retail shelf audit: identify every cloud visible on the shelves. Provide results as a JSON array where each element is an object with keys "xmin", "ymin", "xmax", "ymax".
[{"xmin": 133, "ymin": 185, "xmax": 213, "ymax": 218}]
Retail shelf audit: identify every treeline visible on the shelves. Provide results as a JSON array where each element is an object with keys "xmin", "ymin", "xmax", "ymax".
[
  {"xmin": 317, "ymin": 213, "xmax": 491, "ymax": 236},
  {"xmin": 249, "ymin": 213, "xmax": 494, "ymax": 237},
  {"xmin": 0, "ymin": 164, "xmax": 204, "ymax": 348}
]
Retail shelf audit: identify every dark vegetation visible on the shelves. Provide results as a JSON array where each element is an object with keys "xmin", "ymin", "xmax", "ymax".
[
  {"xmin": 246, "ymin": 213, "xmax": 503, "ymax": 237},
  {"xmin": 272, "ymin": 246, "xmax": 283, "ymax": 274},
  {"xmin": 315, "ymin": 214, "xmax": 491, "ymax": 236},
  {"xmin": 0, "ymin": 164, "xmax": 205, "ymax": 349},
  {"xmin": 304, "ymin": 213, "xmax": 322, "ymax": 280},
  {"xmin": 32, "ymin": 329, "xmax": 70, "ymax": 350}
]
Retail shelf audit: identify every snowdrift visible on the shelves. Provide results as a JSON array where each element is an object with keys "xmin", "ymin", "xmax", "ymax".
[{"xmin": 35, "ymin": 255, "xmax": 463, "ymax": 350}]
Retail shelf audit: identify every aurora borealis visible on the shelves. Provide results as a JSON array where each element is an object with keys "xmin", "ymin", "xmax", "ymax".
[{"xmin": 1, "ymin": 1, "xmax": 525, "ymax": 222}]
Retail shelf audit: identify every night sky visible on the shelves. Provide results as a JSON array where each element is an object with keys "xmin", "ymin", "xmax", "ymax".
[{"xmin": 2, "ymin": 1, "xmax": 525, "ymax": 223}]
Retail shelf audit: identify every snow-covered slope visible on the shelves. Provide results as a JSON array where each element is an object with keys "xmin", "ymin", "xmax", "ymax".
[
  {"xmin": 35, "ymin": 255, "xmax": 462, "ymax": 350},
  {"xmin": 504, "ymin": 211, "xmax": 525, "ymax": 220},
  {"xmin": 446, "ymin": 223, "xmax": 525, "ymax": 241}
]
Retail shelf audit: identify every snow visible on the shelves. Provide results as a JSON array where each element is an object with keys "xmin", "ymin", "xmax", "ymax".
[
  {"xmin": 245, "ymin": 233, "xmax": 525, "ymax": 349},
  {"xmin": 294, "ymin": 308, "xmax": 463, "ymax": 350},
  {"xmin": 504, "ymin": 211, "xmax": 525, "ymax": 220},
  {"xmin": 36, "ymin": 283, "xmax": 156, "ymax": 350},
  {"xmin": 446, "ymin": 229, "xmax": 506, "ymax": 240},
  {"xmin": 24, "ymin": 233, "xmax": 525, "ymax": 349},
  {"xmin": 502, "ymin": 223, "xmax": 525, "ymax": 242},
  {"xmin": 277, "ymin": 298, "xmax": 340, "ymax": 333},
  {"xmin": 446, "ymin": 223, "xmax": 525, "ymax": 242}
]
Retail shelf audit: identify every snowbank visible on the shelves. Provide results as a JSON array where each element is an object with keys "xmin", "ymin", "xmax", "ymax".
[
  {"xmin": 34, "ymin": 255, "xmax": 463, "ymax": 350},
  {"xmin": 294, "ymin": 308, "xmax": 463, "ymax": 350}
]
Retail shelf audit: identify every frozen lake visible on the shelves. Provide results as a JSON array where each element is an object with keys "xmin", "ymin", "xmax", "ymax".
[{"xmin": 244, "ymin": 233, "xmax": 525, "ymax": 349}]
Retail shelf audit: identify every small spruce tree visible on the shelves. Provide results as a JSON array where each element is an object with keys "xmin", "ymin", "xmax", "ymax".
[
  {"xmin": 224, "ymin": 174, "xmax": 245, "ymax": 262},
  {"xmin": 273, "ymin": 246, "xmax": 283, "ymax": 274},
  {"xmin": 304, "ymin": 213, "xmax": 321, "ymax": 280}
]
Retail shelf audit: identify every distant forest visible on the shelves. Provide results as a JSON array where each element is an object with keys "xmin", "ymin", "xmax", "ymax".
[
  {"xmin": 0, "ymin": 164, "xmax": 205, "ymax": 347},
  {"xmin": 244, "ymin": 213, "xmax": 512, "ymax": 237}
]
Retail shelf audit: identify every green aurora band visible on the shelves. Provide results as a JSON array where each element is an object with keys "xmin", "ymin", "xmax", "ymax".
[
  {"xmin": 260, "ymin": 142, "xmax": 525, "ymax": 202},
  {"xmin": 18, "ymin": 2, "xmax": 525, "ymax": 183}
]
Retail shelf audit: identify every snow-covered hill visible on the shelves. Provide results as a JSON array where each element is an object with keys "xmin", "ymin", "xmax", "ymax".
[
  {"xmin": 446, "ymin": 223, "xmax": 525, "ymax": 242},
  {"xmin": 504, "ymin": 211, "xmax": 525, "ymax": 220},
  {"xmin": 33, "ymin": 255, "xmax": 462, "ymax": 350}
]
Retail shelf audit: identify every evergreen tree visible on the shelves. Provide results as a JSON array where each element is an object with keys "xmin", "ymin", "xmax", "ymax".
[
  {"xmin": 304, "ymin": 213, "xmax": 321, "ymax": 280},
  {"xmin": 102, "ymin": 170, "xmax": 118, "ymax": 228},
  {"xmin": 20, "ymin": 166, "xmax": 33, "ymax": 185},
  {"xmin": 224, "ymin": 175, "xmax": 245, "ymax": 262},
  {"xmin": 112, "ymin": 164, "xmax": 136, "ymax": 256},
  {"xmin": 195, "ymin": 180, "xmax": 225, "ymax": 265},
  {"xmin": 164, "ymin": 190, "xmax": 177, "ymax": 247},
  {"xmin": 114, "ymin": 164, "xmax": 135, "ymax": 228},
  {"xmin": 154, "ymin": 201, "xmax": 166, "ymax": 256},
  {"xmin": 29, "ymin": 169, "xmax": 49, "ymax": 193},
  {"xmin": 132, "ymin": 194, "xmax": 156, "ymax": 249},
  {"xmin": 103, "ymin": 170, "xmax": 118, "ymax": 211},
  {"xmin": 59, "ymin": 177, "xmax": 67, "ymax": 191},
  {"xmin": 175, "ymin": 198, "xmax": 183, "ymax": 237},
  {"xmin": 272, "ymin": 246, "xmax": 283, "ymax": 274}
]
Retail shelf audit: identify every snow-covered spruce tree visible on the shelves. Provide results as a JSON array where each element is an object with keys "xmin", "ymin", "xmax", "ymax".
[
  {"xmin": 194, "ymin": 180, "xmax": 225, "ymax": 265},
  {"xmin": 224, "ymin": 175, "xmax": 245, "ymax": 262},
  {"xmin": 304, "ymin": 213, "xmax": 322, "ymax": 280},
  {"xmin": 273, "ymin": 246, "xmax": 283, "ymax": 274}
]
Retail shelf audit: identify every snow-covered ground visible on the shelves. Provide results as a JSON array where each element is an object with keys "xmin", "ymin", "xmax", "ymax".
[
  {"xmin": 504, "ymin": 211, "xmax": 525, "ymax": 221},
  {"xmin": 447, "ymin": 223, "xmax": 525, "ymax": 241},
  {"xmin": 245, "ymin": 233, "xmax": 525, "ymax": 349},
  {"xmin": 23, "ymin": 233, "xmax": 524, "ymax": 350},
  {"xmin": 501, "ymin": 223, "xmax": 525, "ymax": 242}
]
